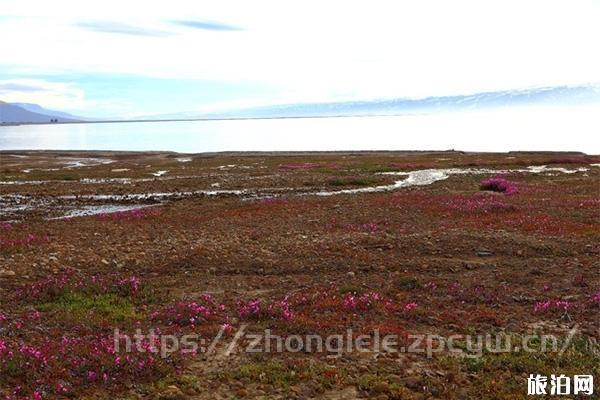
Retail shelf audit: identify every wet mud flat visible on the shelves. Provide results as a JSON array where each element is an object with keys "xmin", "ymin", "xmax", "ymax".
[{"xmin": 0, "ymin": 150, "xmax": 599, "ymax": 399}]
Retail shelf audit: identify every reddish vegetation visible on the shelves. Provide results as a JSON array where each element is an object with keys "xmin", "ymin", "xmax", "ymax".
[
  {"xmin": 546, "ymin": 155, "xmax": 596, "ymax": 164},
  {"xmin": 97, "ymin": 208, "xmax": 160, "ymax": 221},
  {"xmin": 278, "ymin": 163, "xmax": 321, "ymax": 171},
  {"xmin": 18, "ymin": 269, "xmax": 141, "ymax": 301},
  {"xmin": 0, "ymin": 223, "xmax": 49, "ymax": 253},
  {"xmin": 0, "ymin": 151, "xmax": 599, "ymax": 399},
  {"xmin": 445, "ymin": 194, "xmax": 516, "ymax": 213},
  {"xmin": 479, "ymin": 176, "xmax": 518, "ymax": 195}
]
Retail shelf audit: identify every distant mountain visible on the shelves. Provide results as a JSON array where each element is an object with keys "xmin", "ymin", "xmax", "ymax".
[
  {"xmin": 142, "ymin": 84, "xmax": 600, "ymax": 120},
  {"xmin": 0, "ymin": 101, "xmax": 81, "ymax": 124},
  {"xmin": 208, "ymin": 85, "xmax": 600, "ymax": 119},
  {"xmin": 5, "ymin": 84, "xmax": 598, "ymax": 124},
  {"xmin": 10, "ymin": 103, "xmax": 90, "ymax": 121}
]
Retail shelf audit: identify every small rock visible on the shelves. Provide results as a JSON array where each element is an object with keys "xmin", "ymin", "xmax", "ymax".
[
  {"xmin": 156, "ymin": 385, "xmax": 188, "ymax": 400},
  {"xmin": 264, "ymin": 384, "xmax": 275, "ymax": 394},
  {"xmin": 347, "ymin": 271, "xmax": 356, "ymax": 277},
  {"xmin": 300, "ymin": 385, "xmax": 317, "ymax": 398},
  {"xmin": 372, "ymin": 382, "xmax": 389, "ymax": 393},
  {"xmin": 476, "ymin": 250, "xmax": 494, "ymax": 257},
  {"xmin": 289, "ymin": 385, "xmax": 301, "ymax": 394},
  {"xmin": 401, "ymin": 375, "xmax": 422, "ymax": 389},
  {"xmin": 357, "ymin": 364, "xmax": 369, "ymax": 372},
  {"xmin": 183, "ymin": 386, "xmax": 199, "ymax": 395}
]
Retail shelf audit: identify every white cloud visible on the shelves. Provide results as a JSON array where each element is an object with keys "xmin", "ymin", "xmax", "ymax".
[
  {"xmin": 0, "ymin": 79, "xmax": 85, "ymax": 109},
  {"xmin": 1, "ymin": 0, "xmax": 600, "ymax": 105}
]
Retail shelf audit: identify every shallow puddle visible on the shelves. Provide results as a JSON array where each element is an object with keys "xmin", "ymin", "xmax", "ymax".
[{"xmin": 50, "ymin": 204, "xmax": 158, "ymax": 220}]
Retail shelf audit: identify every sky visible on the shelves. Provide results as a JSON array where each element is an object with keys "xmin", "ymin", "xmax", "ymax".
[{"xmin": 1, "ymin": 0, "xmax": 600, "ymax": 118}]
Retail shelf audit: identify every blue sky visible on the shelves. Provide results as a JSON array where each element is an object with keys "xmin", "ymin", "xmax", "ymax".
[
  {"xmin": 0, "ymin": 72, "xmax": 278, "ymax": 118},
  {"xmin": 1, "ymin": 0, "xmax": 599, "ymax": 118}
]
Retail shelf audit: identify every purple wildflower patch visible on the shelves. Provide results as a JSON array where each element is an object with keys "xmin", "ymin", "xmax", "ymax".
[
  {"xmin": 446, "ymin": 195, "xmax": 516, "ymax": 213},
  {"xmin": 480, "ymin": 177, "xmax": 518, "ymax": 195}
]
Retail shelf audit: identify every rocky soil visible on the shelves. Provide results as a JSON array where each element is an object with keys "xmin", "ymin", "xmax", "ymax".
[{"xmin": 0, "ymin": 151, "xmax": 599, "ymax": 399}]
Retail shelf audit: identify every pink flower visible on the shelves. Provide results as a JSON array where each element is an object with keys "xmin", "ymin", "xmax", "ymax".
[
  {"xmin": 343, "ymin": 295, "xmax": 357, "ymax": 309},
  {"xmin": 119, "ymin": 276, "xmax": 140, "ymax": 294},
  {"xmin": 280, "ymin": 298, "xmax": 293, "ymax": 320},
  {"xmin": 342, "ymin": 291, "xmax": 389, "ymax": 311},
  {"xmin": 28, "ymin": 311, "xmax": 41, "ymax": 320},
  {"xmin": 554, "ymin": 300, "xmax": 573, "ymax": 311},
  {"xmin": 238, "ymin": 299, "xmax": 262, "ymax": 318},
  {"xmin": 357, "ymin": 222, "xmax": 379, "ymax": 234},
  {"xmin": 404, "ymin": 302, "xmax": 418, "ymax": 312},
  {"xmin": 56, "ymin": 382, "xmax": 68, "ymax": 393},
  {"xmin": 534, "ymin": 299, "xmax": 574, "ymax": 313},
  {"xmin": 534, "ymin": 300, "xmax": 552, "ymax": 313},
  {"xmin": 480, "ymin": 177, "xmax": 518, "ymax": 195},
  {"xmin": 345, "ymin": 222, "xmax": 381, "ymax": 234}
]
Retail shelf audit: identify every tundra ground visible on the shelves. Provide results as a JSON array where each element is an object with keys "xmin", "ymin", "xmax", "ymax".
[{"xmin": 1, "ymin": 151, "xmax": 599, "ymax": 399}]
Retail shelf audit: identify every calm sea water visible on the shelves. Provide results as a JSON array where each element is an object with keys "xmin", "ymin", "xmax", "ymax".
[{"xmin": 1, "ymin": 107, "xmax": 598, "ymax": 153}]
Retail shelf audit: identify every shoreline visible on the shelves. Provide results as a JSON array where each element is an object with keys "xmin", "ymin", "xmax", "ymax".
[
  {"xmin": 1, "ymin": 113, "xmax": 423, "ymax": 127},
  {"xmin": 0, "ymin": 149, "xmax": 594, "ymax": 156}
]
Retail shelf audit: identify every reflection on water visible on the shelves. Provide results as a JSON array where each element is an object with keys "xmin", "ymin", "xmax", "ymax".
[{"xmin": 1, "ymin": 106, "xmax": 599, "ymax": 153}]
